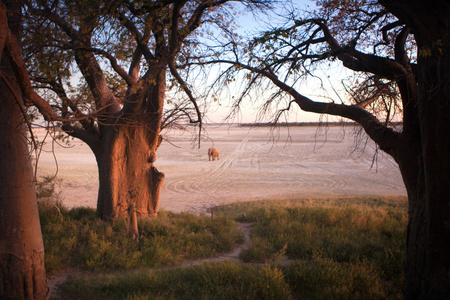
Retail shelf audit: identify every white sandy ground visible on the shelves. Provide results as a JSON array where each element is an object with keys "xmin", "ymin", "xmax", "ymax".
[{"xmin": 34, "ymin": 125, "xmax": 407, "ymax": 215}]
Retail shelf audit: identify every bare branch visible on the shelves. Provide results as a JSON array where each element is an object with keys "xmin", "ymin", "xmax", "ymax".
[
  {"xmin": 206, "ymin": 57, "xmax": 399, "ymax": 157},
  {"xmin": 169, "ymin": 64, "xmax": 201, "ymax": 121},
  {"xmin": 313, "ymin": 18, "xmax": 407, "ymax": 80}
]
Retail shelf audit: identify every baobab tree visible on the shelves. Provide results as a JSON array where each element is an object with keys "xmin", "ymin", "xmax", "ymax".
[
  {"xmin": 207, "ymin": 0, "xmax": 449, "ymax": 298},
  {"xmin": 22, "ymin": 0, "xmax": 269, "ymax": 220},
  {"xmin": 0, "ymin": 1, "xmax": 48, "ymax": 298}
]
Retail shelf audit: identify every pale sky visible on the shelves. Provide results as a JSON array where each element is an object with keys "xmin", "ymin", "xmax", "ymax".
[{"xmin": 204, "ymin": 0, "xmax": 349, "ymax": 124}]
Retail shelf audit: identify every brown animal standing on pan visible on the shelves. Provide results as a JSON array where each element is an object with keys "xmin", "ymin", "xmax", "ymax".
[{"xmin": 208, "ymin": 148, "xmax": 219, "ymax": 161}]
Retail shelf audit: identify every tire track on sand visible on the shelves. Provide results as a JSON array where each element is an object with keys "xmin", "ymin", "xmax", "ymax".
[
  {"xmin": 164, "ymin": 137, "xmax": 250, "ymax": 195},
  {"xmin": 206, "ymin": 136, "xmax": 250, "ymax": 178}
]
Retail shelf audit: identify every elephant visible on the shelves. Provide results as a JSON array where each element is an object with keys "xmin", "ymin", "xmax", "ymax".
[{"xmin": 208, "ymin": 147, "xmax": 219, "ymax": 161}]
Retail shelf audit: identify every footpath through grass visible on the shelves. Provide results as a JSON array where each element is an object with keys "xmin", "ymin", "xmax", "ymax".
[{"xmin": 40, "ymin": 196, "xmax": 407, "ymax": 299}]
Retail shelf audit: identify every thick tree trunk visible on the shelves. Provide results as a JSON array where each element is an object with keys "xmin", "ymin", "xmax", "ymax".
[
  {"xmin": 404, "ymin": 14, "xmax": 450, "ymax": 298},
  {"xmin": 401, "ymin": 63, "xmax": 450, "ymax": 298},
  {"xmin": 96, "ymin": 124, "xmax": 164, "ymax": 220},
  {"xmin": 394, "ymin": 57, "xmax": 450, "ymax": 300},
  {"xmin": 410, "ymin": 51, "xmax": 450, "ymax": 299},
  {"xmin": 94, "ymin": 69, "xmax": 166, "ymax": 221},
  {"xmin": 374, "ymin": 2, "xmax": 450, "ymax": 297},
  {"xmin": 0, "ymin": 58, "xmax": 48, "ymax": 299},
  {"xmin": 397, "ymin": 147, "xmax": 429, "ymax": 299}
]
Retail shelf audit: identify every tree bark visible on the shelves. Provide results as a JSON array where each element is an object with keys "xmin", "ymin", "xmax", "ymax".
[
  {"xmin": 92, "ymin": 70, "xmax": 166, "ymax": 221},
  {"xmin": 408, "ymin": 49, "xmax": 450, "ymax": 299},
  {"xmin": 0, "ymin": 55, "xmax": 48, "ymax": 299},
  {"xmin": 378, "ymin": 1, "xmax": 450, "ymax": 297},
  {"xmin": 399, "ymin": 52, "xmax": 450, "ymax": 299},
  {"xmin": 95, "ymin": 124, "xmax": 165, "ymax": 220},
  {"xmin": 395, "ymin": 138, "xmax": 429, "ymax": 299}
]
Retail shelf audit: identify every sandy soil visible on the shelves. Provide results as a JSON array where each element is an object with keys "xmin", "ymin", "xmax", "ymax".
[{"xmin": 34, "ymin": 125, "xmax": 406, "ymax": 215}]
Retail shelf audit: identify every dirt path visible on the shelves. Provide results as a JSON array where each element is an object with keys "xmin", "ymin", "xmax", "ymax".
[
  {"xmin": 47, "ymin": 222, "xmax": 253, "ymax": 299},
  {"xmin": 47, "ymin": 269, "xmax": 81, "ymax": 299},
  {"xmin": 180, "ymin": 222, "xmax": 253, "ymax": 267}
]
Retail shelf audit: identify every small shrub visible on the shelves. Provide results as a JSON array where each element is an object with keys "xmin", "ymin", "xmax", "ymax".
[
  {"xmin": 36, "ymin": 175, "xmax": 57, "ymax": 199},
  {"xmin": 240, "ymin": 236, "xmax": 277, "ymax": 262},
  {"xmin": 67, "ymin": 206, "xmax": 99, "ymax": 221}
]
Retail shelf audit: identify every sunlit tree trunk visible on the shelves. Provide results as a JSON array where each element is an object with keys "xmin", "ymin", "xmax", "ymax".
[
  {"xmin": 23, "ymin": 0, "xmax": 221, "ymax": 222},
  {"xmin": 0, "ymin": 51, "xmax": 48, "ymax": 300},
  {"xmin": 0, "ymin": 2, "xmax": 48, "ymax": 298},
  {"xmin": 96, "ymin": 123, "xmax": 165, "ymax": 220},
  {"xmin": 91, "ymin": 71, "xmax": 166, "ymax": 221}
]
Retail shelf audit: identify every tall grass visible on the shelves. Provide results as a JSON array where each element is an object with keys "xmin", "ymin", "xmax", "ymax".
[
  {"xmin": 39, "ymin": 202, "xmax": 243, "ymax": 273},
  {"xmin": 60, "ymin": 253, "xmax": 400, "ymax": 299},
  {"xmin": 216, "ymin": 196, "xmax": 407, "ymax": 298},
  {"xmin": 283, "ymin": 255, "xmax": 390, "ymax": 299},
  {"xmin": 43, "ymin": 195, "xmax": 407, "ymax": 299},
  {"xmin": 61, "ymin": 261, "xmax": 292, "ymax": 300},
  {"xmin": 238, "ymin": 205, "xmax": 405, "ymax": 265},
  {"xmin": 213, "ymin": 196, "xmax": 408, "ymax": 219}
]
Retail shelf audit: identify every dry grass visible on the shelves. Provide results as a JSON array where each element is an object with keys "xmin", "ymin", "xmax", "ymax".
[
  {"xmin": 41, "ymin": 195, "xmax": 407, "ymax": 299},
  {"xmin": 39, "ymin": 202, "xmax": 243, "ymax": 273}
]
